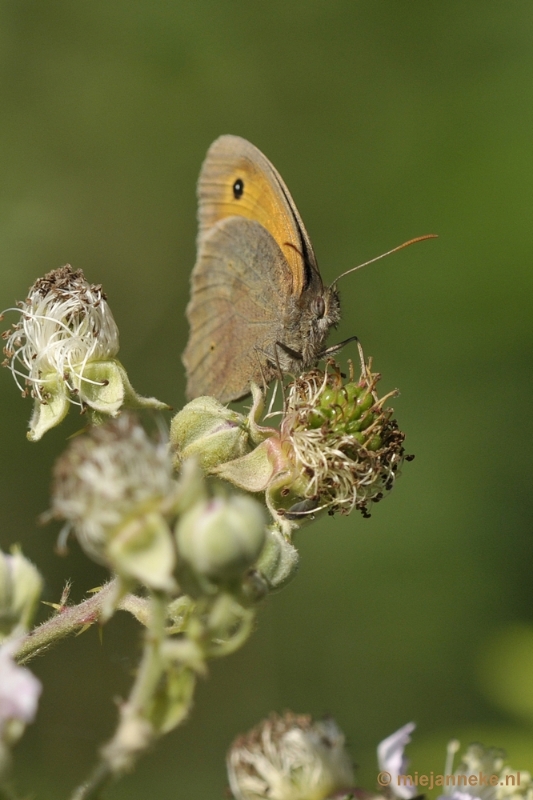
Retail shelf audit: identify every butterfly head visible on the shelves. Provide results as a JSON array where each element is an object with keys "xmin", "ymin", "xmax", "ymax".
[
  {"xmin": 318, "ymin": 282, "xmax": 341, "ymax": 333},
  {"xmin": 299, "ymin": 283, "xmax": 341, "ymax": 367}
]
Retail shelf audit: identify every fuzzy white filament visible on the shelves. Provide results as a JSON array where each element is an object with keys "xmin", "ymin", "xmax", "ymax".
[
  {"xmin": 49, "ymin": 414, "xmax": 177, "ymax": 561},
  {"xmin": 2, "ymin": 265, "xmax": 119, "ymax": 406},
  {"xmin": 281, "ymin": 364, "xmax": 404, "ymax": 517},
  {"xmin": 227, "ymin": 712, "xmax": 354, "ymax": 800},
  {"xmin": 441, "ymin": 743, "xmax": 533, "ymax": 800}
]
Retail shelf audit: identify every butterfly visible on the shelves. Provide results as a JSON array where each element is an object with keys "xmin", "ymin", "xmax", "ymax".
[{"xmin": 182, "ymin": 135, "xmax": 341, "ymax": 403}]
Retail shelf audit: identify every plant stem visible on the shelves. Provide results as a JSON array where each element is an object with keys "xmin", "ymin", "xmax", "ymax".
[
  {"xmin": 69, "ymin": 592, "xmax": 169, "ymax": 799},
  {"xmin": 68, "ymin": 763, "xmax": 112, "ymax": 800},
  {"xmin": 14, "ymin": 579, "xmax": 151, "ymax": 665},
  {"xmin": 126, "ymin": 591, "xmax": 167, "ymax": 712}
]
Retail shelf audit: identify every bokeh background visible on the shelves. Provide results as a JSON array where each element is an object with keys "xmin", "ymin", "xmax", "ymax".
[{"xmin": 0, "ymin": 1, "xmax": 532, "ymax": 797}]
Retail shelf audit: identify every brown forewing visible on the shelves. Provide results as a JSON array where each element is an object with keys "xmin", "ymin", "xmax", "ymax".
[{"xmin": 183, "ymin": 217, "xmax": 294, "ymax": 402}]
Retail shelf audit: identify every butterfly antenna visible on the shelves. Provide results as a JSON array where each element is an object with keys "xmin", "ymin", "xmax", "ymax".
[{"xmin": 331, "ymin": 234, "xmax": 438, "ymax": 286}]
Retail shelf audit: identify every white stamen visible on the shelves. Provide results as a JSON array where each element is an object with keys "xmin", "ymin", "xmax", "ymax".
[{"xmin": 2, "ymin": 266, "xmax": 119, "ymax": 406}]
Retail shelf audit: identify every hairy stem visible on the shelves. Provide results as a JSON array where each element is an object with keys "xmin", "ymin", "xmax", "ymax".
[{"xmin": 14, "ymin": 579, "xmax": 151, "ymax": 665}]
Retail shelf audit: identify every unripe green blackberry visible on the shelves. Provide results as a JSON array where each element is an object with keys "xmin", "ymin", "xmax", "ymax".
[
  {"xmin": 202, "ymin": 348, "xmax": 411, "ymax": 533},
  {"xmin": 279, "ymin": 351, "xmax": 411, "ymax": 519}
]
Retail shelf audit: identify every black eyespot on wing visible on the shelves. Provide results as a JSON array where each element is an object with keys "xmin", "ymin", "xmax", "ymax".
[{"xmin": 233, "ymin": 178, "xmax": 244, "ymax": 199}]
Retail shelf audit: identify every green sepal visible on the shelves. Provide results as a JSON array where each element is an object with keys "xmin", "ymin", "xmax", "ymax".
[
  {"xmin": 106, "ymin": 513, "xmax": 177, "ymax": 592},
  {"xmin": 212, "ymin": 439, "xmax": 278, "ymax": 493},
  {"xmin": 79, "ymin": 359, "xmax": 170, "ymax": 415},
  {"xmin": 146, "ymin": 665, "xmax": 196, "ymax": 735},
  {"xmin": 27, "ymin": 374, "xmax": 69, "ymax": 441},
  {"xmin": 247, "ymin": 383, "xmax": 278, "ymax": 445},
  {"xmin": 76, "ymin": 359, "xmax": 125, "ymax": 414},
  {"xmin": 117, "ymin": 360, "xmax": 171, "ymax": 412}
]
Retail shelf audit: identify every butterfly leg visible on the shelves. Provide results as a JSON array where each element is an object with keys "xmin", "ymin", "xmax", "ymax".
[
  {"xmin": 320, "ymin": 334, "xmax": 359, "ymax": 359},
  {"xmin": 252, "ymin": 347, "xmax": 270, "ymax": 397},
  {"xmin": 274, "ymin": 341, "xmax": 304, "ymax": 362}
]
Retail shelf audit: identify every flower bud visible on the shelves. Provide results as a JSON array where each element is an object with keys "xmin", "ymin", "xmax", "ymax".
[
  {"xmin": 49, "ymin": 414, "xmax": 178, "ymax": 590},
  {"xmin": 255, "ymin": 529, "xmax": 299, "ymax": 591},
  {"xmin": 227, "ymin": 712, "xmax": 354, "ymax": 800},
  {"xmin": 1, "ymin": 265, "xmax": 168, "ymax": 440},
  {"xmin": 170, "ymin": 396, "xmax": 250, "ymax": 472},
  {"xmin": 175, "ymin": 493, "xmax": 266, "ymax": 582},
  {"xmin": 0, "ymin": 550, "xmax": 43, "ymax": 639}
]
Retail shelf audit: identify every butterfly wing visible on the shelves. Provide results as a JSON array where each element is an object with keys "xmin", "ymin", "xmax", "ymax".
[
  {"xmin": 196, "ymin": 134, "xmax": 322, "ymax": 297},
  {"xmin": 183, "ymin": 216, "xmax": 296, "ymax": 402}
]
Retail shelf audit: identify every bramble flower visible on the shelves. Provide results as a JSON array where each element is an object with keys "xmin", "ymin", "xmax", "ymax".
[
  {"xmin": 0, "ymin": 549, "xmax": 43, "ymax": 640},
  {"xmin": 0, "ymin": 643, "xmax": 41, "ymax": 735},
  {"xmin": 1, "ymin": 265, "xmax": 168, "ymax": 440},
  {"xmin": 377, "ymin": 722, "xmax": 417, "ymax": 800},
  {"xmin": 48, "ymin": 414, "xmax": 179, "ymax": 591},
  {"xmin": 227, "ymin": 712, "xmax": 354, "ymax": 800},
  {"xmin": 439, "ymin": 740, "xmax": 533, "ymax": 800},
  {"xmin": 0, "ymin": 642, "xmax": 41, "ymax": 777},
  {"xmin": 374, "ymin": 724, "xmax": 533, "ymax": 800}
]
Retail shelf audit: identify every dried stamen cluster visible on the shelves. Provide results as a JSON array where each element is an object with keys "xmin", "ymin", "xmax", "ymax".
[
  {"xmin": 281, "ymin": 356, "xmax": 412, "ymax": 518},
  {"xmin": 2, "ymin": 265, "xmax": 119, "ymax": 405}
]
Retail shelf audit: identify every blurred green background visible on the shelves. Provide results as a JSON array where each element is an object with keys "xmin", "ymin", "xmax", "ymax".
[{"xmin": 1, "ymin": 1, "xmax": 532, "ymax": 797}]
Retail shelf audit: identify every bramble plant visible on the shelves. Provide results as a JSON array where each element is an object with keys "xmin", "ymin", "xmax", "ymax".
[{"xmin": 0, "ymin": 265, "xmax": 412, "ymax": 798}]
